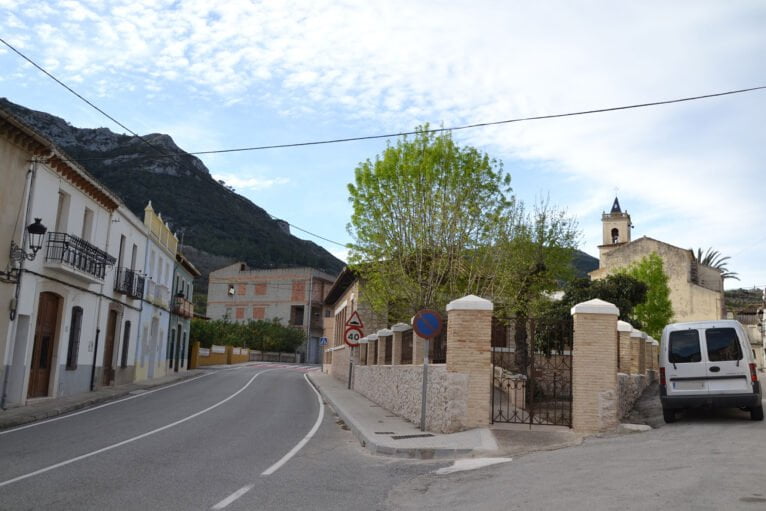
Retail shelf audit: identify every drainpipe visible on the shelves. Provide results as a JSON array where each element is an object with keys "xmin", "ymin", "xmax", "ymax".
[
  {"xmin": 1, "ymin": 159, "xmax": 37, "ymax": 409},
  {"xmin": 90, "ymin": 210, "xmax": 115, "ymax": 390}
]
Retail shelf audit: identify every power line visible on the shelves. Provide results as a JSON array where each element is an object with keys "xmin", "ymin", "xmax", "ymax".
[
  {"xmin": 268, "ymin": 215, "xmax": 348, "ymax": 248},
  {"xmin": 0, "ymin": 37, "xmax": 171, "ymax": 159},
  {"xmin": 186, "ymin": 85, "xmax": 766, "ymax": 155}
]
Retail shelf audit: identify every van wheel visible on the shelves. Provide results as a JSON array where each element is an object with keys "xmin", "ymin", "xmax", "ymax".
[
  {"xmin": 662, "ymin": 407, "xmax": 676, "ymax": 423},
  {"xmin": 751, "ymin": 404, "xmax": 764, "ymax": 421}
]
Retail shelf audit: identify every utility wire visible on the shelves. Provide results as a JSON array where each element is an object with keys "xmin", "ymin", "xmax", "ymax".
[
  {"xmin": 267, "ymin": 214, "xmax": 348, "ymax": 247},
  {"xmin": 187, "ymin": 85, "xmax": 766, "ymax": 155},
  {"xmin": 0, "ymin": 37, "xmax": 171, "ymax": 159}
]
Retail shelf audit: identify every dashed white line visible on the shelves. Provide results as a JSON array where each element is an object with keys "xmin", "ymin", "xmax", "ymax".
[
  {"xmin": 261, "ymin": 373, "xmax": 325, "ymax": 476},
  {"xmin": 0, "ymin": 371, "xmax": 215, "ymax": 436},
  {"xmin": 0, "ymin": 369, "xmax": 273, "ymax": 489},
  {"xmin": 211, "ymin": 484, "xmax": 254, "ymax": 510}
]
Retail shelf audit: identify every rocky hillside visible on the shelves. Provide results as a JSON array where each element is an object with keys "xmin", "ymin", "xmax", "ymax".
[{"xmin": 1, "ymin": 98, "xmax": 345, "ymax": 288}]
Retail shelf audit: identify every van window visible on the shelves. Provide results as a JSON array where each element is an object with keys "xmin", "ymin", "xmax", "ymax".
[
  {"xmin": 705, "ymin": 328, "xmax": 742, "ymax": 362},
  {"xmin": 669, "ymin": 330, "xmax": 701, "ymax": 363}
]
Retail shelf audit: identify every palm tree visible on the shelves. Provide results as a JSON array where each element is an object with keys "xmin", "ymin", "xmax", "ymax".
[{"xmin": 695, "ymin": 247, "xmax": 739, "ymax": 281}]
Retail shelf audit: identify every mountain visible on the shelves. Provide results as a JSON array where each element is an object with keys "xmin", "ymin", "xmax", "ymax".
[
  {"xmin": 571, "ymin": 250, "xmax": 599, "ymax": 278},
  {"xmin": 0, "ymin": 98, "xmax": 345, "ymax": 290}
]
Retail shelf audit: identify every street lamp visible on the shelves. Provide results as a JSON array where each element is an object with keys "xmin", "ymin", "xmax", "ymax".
[{"xmin": 1, "ymin": 218, "xmax": 47, "ymax": 284}]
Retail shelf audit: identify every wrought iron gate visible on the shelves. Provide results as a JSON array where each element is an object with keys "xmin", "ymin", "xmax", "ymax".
[{"xmin": 491, "ymin": 316, "xmax": 573, "ymax": 427}]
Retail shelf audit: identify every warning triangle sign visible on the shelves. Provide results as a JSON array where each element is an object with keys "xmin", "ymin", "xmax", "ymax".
[{"xmin": 345, "ymin": 310, "xmax": 364, "ymax": 328}]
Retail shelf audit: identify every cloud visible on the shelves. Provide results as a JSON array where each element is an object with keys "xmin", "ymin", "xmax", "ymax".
[
  {"xmin": 212, "ymin": 173, "xmax": 289, "ymax": 191},
  {"xmin": 2, "ymin": 0, "xmax": 765, "ymax": 285}
]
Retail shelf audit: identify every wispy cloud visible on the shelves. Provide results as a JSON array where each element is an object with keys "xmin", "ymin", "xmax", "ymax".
[{"xmin": 212, "ymin": 173, "xmax": 289, "ymax": 191}]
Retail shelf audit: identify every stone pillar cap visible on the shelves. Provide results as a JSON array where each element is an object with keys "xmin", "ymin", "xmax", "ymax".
[
  {"xmin": 358, "ymin": 336, "xmax": 368, "ymax": 344},
  {"xmin": 377, "ymin": 328, "xmax": 393, "ymax": 337},
  {"xmin": 570, "ymin": 298, "xmax": 619, "ymax": 316},
  {"xmin": 391, "ymin": 322, "xmax": 412, "ymax": 332},
  {"xmin": 617, "ymin": 320, "xmax": 633, "ymax": 332},
  {"xmin": 651, "ymin": 339, "xmax": 659, "ymax": 346},
  {"xmin": 367, "ymin": 334, "xmax": 379, "ymax": 341},
  {"xmin": 446, "ymin": 294, "xmax": 493, "ymax": 312},
  {"xmin": 630, "ymin": 329, "xmax": 645, "ymax": 339}
]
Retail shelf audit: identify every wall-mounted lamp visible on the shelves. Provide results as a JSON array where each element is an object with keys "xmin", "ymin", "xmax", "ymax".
[{"xmin": 1, "ymin": 218, "xmax": 47, "ymax": 284}]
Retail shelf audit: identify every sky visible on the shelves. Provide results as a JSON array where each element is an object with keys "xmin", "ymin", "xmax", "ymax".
[{"xmin": 1, "ymin": 1, "xmax": 765, "ymax": 291}]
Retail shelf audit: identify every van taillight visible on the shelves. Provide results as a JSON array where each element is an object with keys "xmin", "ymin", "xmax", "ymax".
[
  {"xmin": 660, "ymin": 367, "xmax": 666, "ymax": 385},
  {"xmin": 750, "ymin": 363, "xmax": 759, "ymax": 383}
]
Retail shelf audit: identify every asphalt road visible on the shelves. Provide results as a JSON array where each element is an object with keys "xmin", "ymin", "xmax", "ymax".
[
  {"xmin": 0, "ymin": 365, "xmax": 442, "ymax": 510},
  {"xmin": 387, "ymin": 401, "xmax": 766, "ymax": 510}
]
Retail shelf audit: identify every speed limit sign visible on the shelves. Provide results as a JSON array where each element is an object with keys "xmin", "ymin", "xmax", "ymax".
[{"xmin": 344, "ymin": 326, "xmax": 363, "ymax": 347}]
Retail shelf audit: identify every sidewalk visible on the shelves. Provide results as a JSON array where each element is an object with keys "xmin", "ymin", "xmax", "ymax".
[
  {"xmin": 307, "ymin": 371, "xmax": 585, "ymax": 459},
  {"xmin": 0, "ymin": 369, "xmax": 207, "ymax": 430},
  {"xmin": 307, "ymin": 371, "xmax": 500, "ymax": 459}
]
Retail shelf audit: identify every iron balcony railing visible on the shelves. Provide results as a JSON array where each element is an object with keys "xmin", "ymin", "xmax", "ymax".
[
  {"xmin": 173, "ymin": 295, "xmax": 194, "ymax": 318},
  {"xmin": 114, "ymin": 267, "xmax": 145, "ymax": 299},
  {"xmin": 46, "ymin": 232, "xmax": 116, "ymax": 280}
]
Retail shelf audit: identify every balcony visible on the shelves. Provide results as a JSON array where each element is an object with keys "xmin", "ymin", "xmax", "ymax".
[
  {"xmin": 173, "ymin": 295, "xmax": 194, "ymax": 319},
  {"xmin": 145, "ymin": 279, "xmax": 171, "ymax": 309},
  {"xmin": 114, "ymin": 267, "xmax": 145, "ymax": 300},
  {"xmin": 45, "ymin": 232, "xmax": 116, "ymax": 283}
]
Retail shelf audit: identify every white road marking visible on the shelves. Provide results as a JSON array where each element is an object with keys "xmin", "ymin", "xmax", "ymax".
[
  {"xmin": 211, "ymin": 484, "xmax": 254, "ymax": 510},
  {"xmin": 261, "ymin": 373, "xmax": 325, "ymax": 476},
  {"xmin": 0, "ymin": 369, "xmax": 273, "ymax": 489},
  {"xmin": 434, "ymin": 458, "xmax": 513, "ymax": 475},
  {"xmin": 0, "ymin": 371, "xmax": 215, "ymax": 436}
]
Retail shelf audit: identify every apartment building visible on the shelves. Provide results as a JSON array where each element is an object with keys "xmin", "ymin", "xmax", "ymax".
[{"xmin": 206, "ymin": 264, "xmax": 337, "ymax": 363}]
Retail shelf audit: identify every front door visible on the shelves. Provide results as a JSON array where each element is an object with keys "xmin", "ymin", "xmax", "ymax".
[
  {"xmin": 174, "ymin": 327, "xmax": 181, "ymax": 372},
  {"xmin": 102, "ymin": 310, "xmax": 118, "ymax": 385},
  {"xmin": 28, "ymin": 292, "xmax": 60, "ymax": 398}
]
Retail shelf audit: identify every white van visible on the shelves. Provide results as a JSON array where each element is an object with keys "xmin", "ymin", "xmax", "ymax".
[{"xmin": 659, "ymin": 320, "xmax": 763, "ymax": 422}]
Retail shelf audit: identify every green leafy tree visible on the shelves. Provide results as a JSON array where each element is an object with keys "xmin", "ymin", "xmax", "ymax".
[
  {"xmin": 620, "ymin": 253, "xmax": 673, "ymax": 338},
  {"xmin": 347, "ymin": 126, "xmax": 578, "ymax": 324},
  {"xmin": 695, "ymin": 247, "xmax": 739, "ymax": 281}
]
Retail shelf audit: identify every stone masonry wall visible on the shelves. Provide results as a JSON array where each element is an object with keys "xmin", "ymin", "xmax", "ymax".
[
  {"xmin": 353, "ymin": 364, "xmax": 469, "ymax": 433},
  {"xmin": 618, "ymin": 373, "xmax": 647, "ymax": 419}
]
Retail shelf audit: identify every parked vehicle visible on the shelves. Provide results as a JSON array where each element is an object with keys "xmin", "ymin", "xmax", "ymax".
[{"xmin": 659, "ymin": 320, "xmax": 763, "ymax": 422}]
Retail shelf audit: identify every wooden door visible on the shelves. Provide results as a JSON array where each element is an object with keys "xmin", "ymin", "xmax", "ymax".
[
  {"xmin": 102, "ymin": 310, "xmax": 118, "ymax": 385},
  {"xmin": 28, "ymin": 292, "xmax": 60, "ymax": 398}
]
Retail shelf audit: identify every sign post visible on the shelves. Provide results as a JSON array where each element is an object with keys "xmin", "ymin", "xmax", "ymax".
[
  {"xmin": 344, "ymin": 312, "xmax": 365, "ymax": 389},
  {"xmin": 412, "ymin": 309, "xmax": 444, "ymax": 432}
]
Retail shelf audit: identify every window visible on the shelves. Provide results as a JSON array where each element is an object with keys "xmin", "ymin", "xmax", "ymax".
[
  {"xmin": 236, "ymin": 307, "xmax": 245, "ymax": 320},
  {"xmin": 66, "ymin": 307, "xmax": 83, "ymax": 369},
  {"xmin": 669, "ymin": 330, "xmax": 701, "ymax": 363},
  {"xmin": 238, "ymin": 284, "xmax": 246, "ymax": 296},
  {"xmin": 120, "ymin": 321, "xmax": 131, "ymax": 368},
  {"xmin": 81, "ymin": 208, "xmax": 94, "ymax": 242},
  {"xmin": 254, "ymin": 283, "xmax": 267, "ymax": 296},
  {"xmin": 227, "ymin": 284, "xmax": 235, "ymax": 296},
  {"xmin": 252, "ymin": 307, "xmax": 265, "ymax": 320},
  {"xmin": 225, "ymin": 308, "xmax": 232, "ymax": 320},
  {"xmin": 611, "ymin": 228, "xmax": 619, "ymax": 244},
  {"xmin": 292, "ymin": 280, "xmax": 306, "ymax": 301},
  {"xmin": 290, "ymin": 305, "xmax": 304, "ymax": 326},
  {"xmin": 706, "ymin": 328, "xmax": 742, "ymax": 362},
  {"xmin": 117, "ymin": 235, "xmax": 126, "ymax": 268},
  {"xmin": 130, "ymin": 244, "xmax": 138, "ymax": 271},
  {"xmin": 55, "ymin": 191, "xmax": 70, "ymax": 232}
]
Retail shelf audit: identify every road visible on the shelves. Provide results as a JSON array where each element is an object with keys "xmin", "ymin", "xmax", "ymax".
[
  {"xmin": 0, "ymin": 365, "xmax": 441, "ymax": 510},
  {"xmin": 387, "ymin": 401, "xmax": 766, "ymax": 510}
]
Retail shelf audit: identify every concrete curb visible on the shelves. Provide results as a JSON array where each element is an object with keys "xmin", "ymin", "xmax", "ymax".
[
  {"xmin": 307, "ymin": 372, "xmax": 485, "ymax": 460},
  {"xmin": 0, "ymin": 370, "xmax": 204, "ymax": 431}
]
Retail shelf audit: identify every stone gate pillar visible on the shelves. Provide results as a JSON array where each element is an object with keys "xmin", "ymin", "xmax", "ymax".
[
  {"xmin": 446, "ymin": 294, "xmax": 493, "ymax": 428},
  {"xmin": 571, "ymin": 299, "xmax": 619, "ymax": 433},
  {"xmin": 377, "ymin": 329, "xmax": 392, "ymax": 365},
  {"xmin": 617, "ymin": 320, "xmax": 633, "ymax": 373}
]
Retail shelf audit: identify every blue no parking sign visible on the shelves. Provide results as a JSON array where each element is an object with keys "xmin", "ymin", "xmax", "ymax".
[{"xmin": 412, "ymin": 309, "xmax": 444, "ymax": 339}]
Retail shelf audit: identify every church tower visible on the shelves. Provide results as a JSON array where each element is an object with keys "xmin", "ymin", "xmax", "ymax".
[{"xmin": 599, "ymin": 197, "xmax": 632, "ymax": 260}]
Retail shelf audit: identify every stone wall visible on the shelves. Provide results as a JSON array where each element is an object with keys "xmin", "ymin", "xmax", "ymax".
[
  {"xmin": 353, "ymin": 364, "xmax": 469, "ymax": 433},
  {"xmin": 618, "ymin": 373, "xmax": 647, "ymax": 419}
]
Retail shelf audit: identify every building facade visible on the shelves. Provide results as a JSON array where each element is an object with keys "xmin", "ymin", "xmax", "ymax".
[
  {"xmin": 134, "ymin": 202, "xmax": 176, "ymax": 382},
  {"xmin": 206, "ymin": 264, "xmax": 337, "ymax": 363},
  {"xmin": 167, "ymin": 251, "xmax": 200, "ymax": 373},
  {"xmin": 589, "ymin": 198, "xmax": 724, "ymax": 322}
]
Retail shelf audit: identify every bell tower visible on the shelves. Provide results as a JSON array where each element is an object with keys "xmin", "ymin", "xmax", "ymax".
[{"xmin": 599, "ymin": 197, "xmax": 632, "ymax": 259}]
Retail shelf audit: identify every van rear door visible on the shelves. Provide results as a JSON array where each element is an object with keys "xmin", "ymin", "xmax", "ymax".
[
  {"xmin": 666, "ymin": 329, "xmax": 708, "ymax": 397},
  {"xmin": 703, "ymin": 327, "xmax": 750, "ymax": 394}
]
